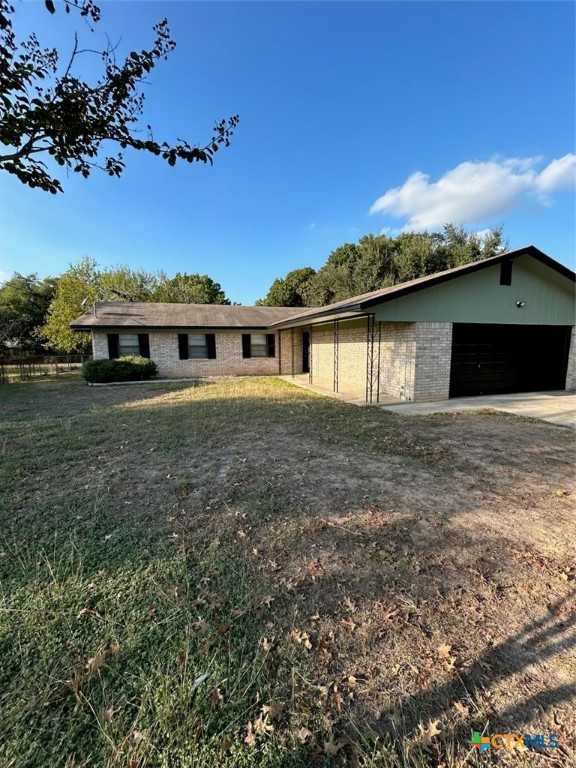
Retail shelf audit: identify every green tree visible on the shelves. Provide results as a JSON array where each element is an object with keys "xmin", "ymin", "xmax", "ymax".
[
  {"xmin": 41, "ymin": 257, "xmax": 99, "ymax": 352},
  {"xmin": 99, "ymin": 266, "xmax": 158, "ymax": 302},
  {"xmin": 41, "ymin": 259, "xmax": 231, "ymax": 352},
  {"xmin": 0, "ymin": 273, "xmax": 56, "ymax": 352},
  {"xmin": 267, "ymin": 225, "xmax": 507, "ymax": 308},
  {"xmin": 301, "ymin": 244, "xmax": 361, "ymax": 306},
  {"xmin": 256, "ymin": 267, "xmax": 316, "ymax": 307},
  {"xmin": 352, "ymin": 235, "xmax": 397, "ymax": 293},
  {"xmin": 153, "ymin": 273, "xmax": 230, "ymax": 304},
  {"xmin": 0, "ymin": 0, "xmax": 238, "ymax": 193}
]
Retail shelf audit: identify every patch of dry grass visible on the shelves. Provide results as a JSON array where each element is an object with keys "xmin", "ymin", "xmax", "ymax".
[{"xmin": 0, "ymin": 376, "xmax": 574, "ymax": 767}]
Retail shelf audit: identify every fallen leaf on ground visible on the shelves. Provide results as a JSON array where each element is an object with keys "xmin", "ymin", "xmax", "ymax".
[
  {"xmin": 324, "ymin": 734, "xmax": 346, "ymax": 756},
  {"xmin": 342, "ymin": 596, "xmax": 357, "ymax": 613},
  {"xmin": 210, "ymin": 687, "xmax": 224, "ymax": 708},
  {"xmin": 340, "ymin": 617, "xmax": 357, "ymax": 631},
  {"xmin": 452, "ymin": 700, "xmax": 469, "ymax": 718},
  {"xmin": 129, "ymin": 730, "xmax": 147, "ymax": 746},
  {"xmin": 98, "ymin": 705, "xmax": 114, "ymax": 724},
  {"xmin": 297, "ymin": 726, "xmax": 313, "ymax": 743},
  {"xmin": 244, "ymin": 721, "xmax": 256, "ymax": 747},
  {"xmin": 417, "ymin": 719, "xmax": 442, "ymax": 747},
  {"xmin": 254, "ymin": 714, "xmax": 274, "ymax": 735},
  {"xmin": 85, "ymin": 650, "xmax": 107, "ymax": 674},
  {"xmin": 262, "ymin": 701, "xmax": 284, "ymax": 721},
  {"xmin": 198, "ymin": 640, "xmax": 212, "ymax": 656},
  {"xmin": 290, "ymin": 629, "xmax": 312, "ymax": 649}
]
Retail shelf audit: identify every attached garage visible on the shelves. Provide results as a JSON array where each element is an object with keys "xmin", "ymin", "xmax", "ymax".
[
  {"xmin": 270, "ymin": 246, "xmax": 576, "ymax": 403},
  {"xmin": 449, "ymin": 324, "xmax": 572, "ymax": 397},
  {"xmin": 73, "ymin": 246, "xmax": 575, "ymax": 404}
]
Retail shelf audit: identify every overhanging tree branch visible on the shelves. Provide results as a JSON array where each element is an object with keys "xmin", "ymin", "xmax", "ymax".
[{"xmin": 0, "ymin": 0, "xmax": 239, "ymax": 193}]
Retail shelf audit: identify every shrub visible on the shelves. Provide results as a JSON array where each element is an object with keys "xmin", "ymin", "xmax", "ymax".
[{"xmin": 83, "ymin": 356, "xmax": 158, "ymax": 384}]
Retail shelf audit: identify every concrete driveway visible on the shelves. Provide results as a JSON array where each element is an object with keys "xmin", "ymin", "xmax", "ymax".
[{"xmin": 378, "ymin": 391, "xmax": 576, "ymax": 428}]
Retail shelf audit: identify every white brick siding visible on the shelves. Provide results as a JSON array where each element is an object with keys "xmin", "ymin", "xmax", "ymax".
[
  {"xmin": 92, "ymin": 332, "xmax": 109, "ymax": 360},
  {"xmin": 338, "ymin": 322, "xmax": 368, "ymax": 395},
  {"xmin": 310, "ymin": 325, "xmax": 335, "ymax": 392},
  {"xmin": 378, "ymin": 322, "xmax": 417, "ymax": 400},
  {"xmin": 92, "ymin": 329, "xmax": 302, "ymax": 378}
]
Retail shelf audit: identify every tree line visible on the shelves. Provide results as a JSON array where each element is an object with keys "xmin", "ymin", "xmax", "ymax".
[
  {"xmin": 1, "ymin": 224, "xmax": 507, "ymax": 356},
  {"xmin": 256, "ymin": 224, "xmax": 507, "ymax": 307},
  {"xmin": 0, "ymin": 258, "xmax": 230, "ymax": 354}
]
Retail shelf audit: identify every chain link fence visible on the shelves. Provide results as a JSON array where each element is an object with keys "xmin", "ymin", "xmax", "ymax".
[{"xmin": 0, "ymin": 354, "xmax": 91, "ymax": 383}]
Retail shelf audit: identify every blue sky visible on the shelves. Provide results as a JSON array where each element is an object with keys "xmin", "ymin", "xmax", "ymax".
[{"xmin": 0, "ymin": 0, "xmax": 574, "ymax": 304}]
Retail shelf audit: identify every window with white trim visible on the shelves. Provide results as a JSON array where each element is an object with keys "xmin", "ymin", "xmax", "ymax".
[
  {"xmin": 189, "ymin": 333, "xmax": 208, "ymax": 358},
  {"xmin": 250, "ymin": 333, "xmax": 268, "ymax": 357},
  {"xmin": 177, "ymin": 333, "xmax": 216, "ymax": 360},
  {"xmin": 118, "ymin": 333, "xmax": 141, "ymax": 357},
  {"xmin": 241, "ymin": 333, "xmax": 275, "ymax": 358}
]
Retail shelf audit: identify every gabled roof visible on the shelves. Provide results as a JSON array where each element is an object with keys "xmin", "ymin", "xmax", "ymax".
[
  {"xmin": 70, "ymin": 247, "xmax": 574, "ymax": 333},
  {"xmin": 269, "ymin": 246, "xmax": 575, "ymax": 328},
  {"xmin": 70, "ymin": 302, "xmax": 304, "ymax": 330}
]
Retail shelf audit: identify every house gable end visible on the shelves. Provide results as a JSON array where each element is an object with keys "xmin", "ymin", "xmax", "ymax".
[{"xmin": 371, "ymin": 255, "xmax": 575, "ymax": 325}]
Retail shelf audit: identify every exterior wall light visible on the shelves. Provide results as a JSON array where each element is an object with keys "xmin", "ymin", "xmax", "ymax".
[{"xmin": 516, "ymin": 300, "xmax": 526, "ymax": 308}]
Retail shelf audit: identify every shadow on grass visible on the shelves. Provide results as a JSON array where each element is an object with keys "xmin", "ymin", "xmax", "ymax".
[{"xmin": 1, "ymin": 376, "xmax": 574, "ymax": 765}]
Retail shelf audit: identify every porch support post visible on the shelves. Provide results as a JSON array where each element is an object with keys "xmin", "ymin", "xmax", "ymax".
[
  {"xmin": 333, "ymin": 319, "xmax": 339, "ymax": 393},
  {"xmin": 366, "ymin": 314, "xmax": 377, "ymax": 403},
  {"xmin": 309, "ymin": 325, "xmax": 313, "ymax": 384},
  {"xmin": 278, "ymin": 330, "xmax": 282, "ymax": 375}
]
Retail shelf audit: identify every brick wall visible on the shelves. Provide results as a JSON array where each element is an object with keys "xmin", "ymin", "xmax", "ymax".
[
  {"xmin": 338, "ymin": 321, "xmax": 368, "ymax": 395},
  {"xmin": 378, "ymin": 322, "xmax": 417, "ymax": 400},
  {"xmin": 413, "ymin": 322, "xmax": 453, "ymax": 401},
  {"xmin": 91, "ymin": 321, "xmax": 453, "ymax": 401},
  {"xmin": 566, "ymin": 327, "xmax": 576, "ymax": 391},
  {"xmin": 92, "ymin": 332, "xmax": 109, "ymax": 360},
  {"xmin": 310, "ymin": 324, "xmax": 334, "ymax": 391},
  {"xmin": 92, "ymin": 330, "xmax": 284, "ymax": 378},
  {"xmin": 278, "ymin": 329, "xmax": 304, "ymax": 376},
  {"xmin": 309, "ymin": 320, "xmax": 368, "ymax": 397}
]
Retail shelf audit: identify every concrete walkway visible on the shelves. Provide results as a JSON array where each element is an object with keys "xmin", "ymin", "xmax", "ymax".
[
  {"xmin": 281, "ymin": 376, "xmax": 576, "ymax": 427},
  {"xmin": 279, "ymin": 375, "xmax": 373, "ymax": 406},
  {"xmin": 378, "ymin": 391, "xmax": 576, "ymax": 428}
]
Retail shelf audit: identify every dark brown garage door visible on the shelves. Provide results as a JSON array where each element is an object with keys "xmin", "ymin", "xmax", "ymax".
[{"xmin": 449, "ymin": 324, "xmax": 572, "ymax": 398}]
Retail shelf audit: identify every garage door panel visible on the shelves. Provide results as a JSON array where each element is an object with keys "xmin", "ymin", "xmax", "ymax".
[{"xmin": 450, "ymin": 324, "xmax": 571, "ymax": 397}]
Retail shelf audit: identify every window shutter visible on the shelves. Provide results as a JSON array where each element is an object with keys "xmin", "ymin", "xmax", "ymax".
[
  {"xmin": 242, "ymin": 334, "xmax": 251, "ymax": 358},
  {"xmin": 138, "ymin": 334, "xmax": 150, "ymax": 358},
  {"xmin": 107, "ymin": 333, "xmax": 119, "ymax": 359},
  {"xmin": 266, "ymin": 334, "xmax": 276, "ymax": 358},
  {"xmin": 178, "ymin": 334, "xmax": 189, "ymax": 360},
  {"xmin": 206, "ymin": 334, "xmax": 216, "ymax": 359}
]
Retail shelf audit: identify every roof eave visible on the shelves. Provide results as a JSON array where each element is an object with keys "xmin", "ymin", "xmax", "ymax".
[
  {"xmin": 355, "ymin": 246, "xmax": 575, "ymax": 311},
  {"xmin": 70, "ymin": 323, "xmax": 282, "ymax": 332},
  {"xmin": 269, "ymin": 306, "xmax": 365, "ymax": 329}
]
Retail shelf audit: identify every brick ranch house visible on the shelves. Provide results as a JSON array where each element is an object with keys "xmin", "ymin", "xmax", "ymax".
[{"xmin": 71, "ymin": 246, "xmax": 576, "ymax": 403}]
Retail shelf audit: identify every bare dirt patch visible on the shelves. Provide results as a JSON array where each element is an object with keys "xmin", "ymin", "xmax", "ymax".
[{"xmin": 1, "ymin": 377, "xmax": 574, "ymax": 766}]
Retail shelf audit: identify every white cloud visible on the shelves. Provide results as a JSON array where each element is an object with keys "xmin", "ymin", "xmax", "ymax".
[
  {"xmin": 370, "ymin": 154, "xmax": 576, "ymax": 230},
  {"xmin": 536, "ymin": 154, "xmax": 576, "ymax": 192}
]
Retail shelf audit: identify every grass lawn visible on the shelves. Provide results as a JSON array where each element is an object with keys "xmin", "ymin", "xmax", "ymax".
[{"xmin": 0, "ymin": 375, "xmax": 574, "ymax": 767}]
